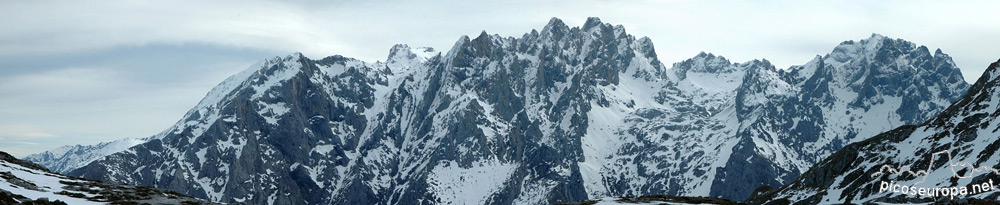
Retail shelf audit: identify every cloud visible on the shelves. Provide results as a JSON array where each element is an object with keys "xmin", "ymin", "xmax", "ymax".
[
  {"xmin": 0, "ymin": 125, "xmax": 52, "ymax": 156},
  {"xmin": 0, "ymin": 124, "xmax": 57, "ymax": 139},
  {"xmin": 4, "ymin": 142, "xmax": 41, "ymax": 146},
  {"xmin": 5, "ymin": 0, "xmax": 997, "ymax": 80},
  {"xmin": 16, "ymin": 133, "xmax": 56, "ymax": 138},
  {"xmin": 0, "ymin": 144, "xmax": 42, "ymax": 158},
  {"xmin": 0, "ymin": 1, "xmax": 328, "ymax": 57},
  {"xmin": 0, "ymin": 45, "xmax": 266, "ymax": 155},
  {"xmin": 0, "ymin": 67, "xmax": 127, "ymax": 103}
]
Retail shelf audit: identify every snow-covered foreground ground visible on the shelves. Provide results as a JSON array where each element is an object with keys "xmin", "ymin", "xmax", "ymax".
[{"xmin": 0, "ymin": 151, "xmax": 212, "ymax": 204}]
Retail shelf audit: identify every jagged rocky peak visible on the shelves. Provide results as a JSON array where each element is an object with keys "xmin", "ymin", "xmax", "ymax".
[
  {"xmin": 984, "ymin": 58, "xmax": 1000, "ymax": 81},
  {"xmin": 825, "ymin": 33, "xmax": 964, "ymax": 75},
  {"xmin": 929, "ymin": 58, "xmax": 1000, "ymax": 127},
  {"xmin": 826, "ymin": 33, "xmax": 894, "ymax": 64},
  {"xmin": 735, "ymin": 58, "xmax": 780, "ymax": 82},
  {"xmin": 733, "ymin": 58, "xmax": 794, "ymax": 117},
  {"xmin": 540, "ymin": 17, "xmax": 570, "ymax": 40},
  {"xmin": 191, "ymin": 52, "xmax": 306, "ymax": 106},
  {"xmin": 830, "ymin": 33, "xmax": 948, "ymax": 62},
  {"xmin": 635, "ymin": 36, "xmax": 657, "ymax": 58},
  {"xmin": 445, "ymin": 17, "xmax": 667, "ymax": 82},
  {"xmin": 672, "ymin": 52, "xmax": 737, "ymax": 80},
  {"xmin": 789, "ymin": 33, "xmax": 969, "ymax": 107},
  {"xmin": 387, "ymin": 44, "xmax": 437, "ymax": 62},
  {"xmin": 386, "ymin": 44, "xmax": 438, "ymax": 73},
  {"xmin": 448, "ymin": 30, "xmax": 507, "ymax": 63},
  {"xmin": 532, "ymin": 17, "xmax": 628, "ymax": 43},
  {"xmin": 688, "ymin": 52, "xmax": 732, "ymax": 69},
  {"xmin": 581, "ymin": 17, "xmax": 604, "ymax": 31},
  {"xmin": 581, "ymin": 17, "xmax": 628, "ymax": 38},
  {"xmin": 830, "ymin": 33, "xmax": 888, "ymax": 55}
]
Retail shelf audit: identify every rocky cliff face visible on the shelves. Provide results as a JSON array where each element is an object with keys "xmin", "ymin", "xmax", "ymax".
[
  {"xmin": 749, "ymin": 59, "xmax": 1000, "ymax": 204},
  {"xmin": 66, "ymin": 18, "xmax": 968, "ymax": 204}
]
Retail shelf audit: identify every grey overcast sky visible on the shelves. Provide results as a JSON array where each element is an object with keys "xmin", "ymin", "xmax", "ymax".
[{"xmin": 1, "ymin": 0, "xmax": 999, "ymax": 157}]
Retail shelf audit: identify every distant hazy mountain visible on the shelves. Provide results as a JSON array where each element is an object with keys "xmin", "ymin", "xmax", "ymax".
[
  {"xmin": 63, "ymin": 17, "xmax": 967, "ymax": 204},
  {"xmin": 24, "ymin": 137, "xmax": 147, "ymax": 174}
]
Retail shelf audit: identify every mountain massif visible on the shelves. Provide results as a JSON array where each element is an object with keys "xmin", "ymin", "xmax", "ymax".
[
  {"xmin": 748, "ymin": 59, "xmax": 1000, "ymax": 204},
  {"xmin": 26, "ymin": 17, "xmax": 971, "ymax": 204}
]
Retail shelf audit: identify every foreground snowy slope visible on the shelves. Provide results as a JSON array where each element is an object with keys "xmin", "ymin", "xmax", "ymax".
[
  {"xmin": 64, "ymin": 17, "xmax": 968, "ymax": 204},
  {"xmin": 749, "ymin": 59, "xmax": 1000, "ymax": 204},
  {"xmin": 0, "ymin": 151, "xmax": 210, "ymax": 204}
]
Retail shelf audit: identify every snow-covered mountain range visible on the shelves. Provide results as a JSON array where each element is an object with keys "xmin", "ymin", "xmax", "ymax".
[
  {"xmin": 33, "ymin": 17, "xmax": 969, "ymax": 204},
  {"xmin": 749, "ymin": 59, "xmax": 1000, "ymax": 204}
]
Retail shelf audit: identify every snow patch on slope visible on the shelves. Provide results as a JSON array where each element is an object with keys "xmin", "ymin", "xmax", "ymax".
[
  {"xmin": 0, "ymin": 159, "xmax": 101, "ymax": 204},
  {"xmin": 427, "ymin": 160, "xmax": 517, "ymax": 204}
]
